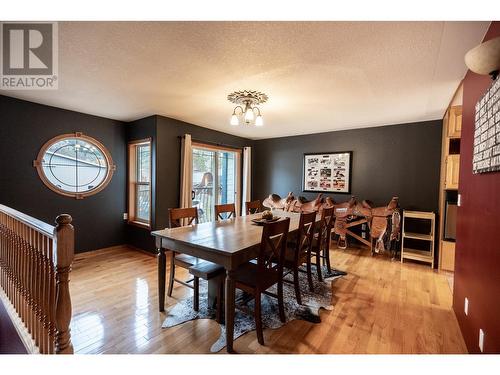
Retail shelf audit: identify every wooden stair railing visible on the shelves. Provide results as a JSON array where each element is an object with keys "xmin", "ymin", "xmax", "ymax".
[{"xmin": 0, "ymin": 204, "xmax": 74, "ymax": 354}]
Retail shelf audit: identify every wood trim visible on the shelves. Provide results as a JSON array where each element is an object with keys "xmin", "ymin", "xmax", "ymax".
[
  {"xmin": 0, "ymin": 203, "xmax": 54, "ymax": 237},
  {"xmin": 192, "ymin": 141, "xmax": 242, "ymax": 217},
  {"xmin": 128, "ymin": 220, "xmax": 151, "ymax": 230},
  {"xmin": 33, "ymin": 132, "xmax": 116, "ymax": 199},
  {"xmin": 127, "ymin": 138, "xmax": 152, "ymax": 229},
  {"xmin": 192, "ymin": 141, "xmax": 243, "ymax": 154}
]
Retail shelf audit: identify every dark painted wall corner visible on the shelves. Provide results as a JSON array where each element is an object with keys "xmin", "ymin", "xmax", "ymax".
[{"xmin": 0, "ymin": 95, "xmax": 127, "ymax": 253}]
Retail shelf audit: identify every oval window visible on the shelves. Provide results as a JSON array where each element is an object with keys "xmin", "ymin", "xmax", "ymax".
[{"xmin": 34, "ymin": 133, "xmax": 116, "ymax": 199}]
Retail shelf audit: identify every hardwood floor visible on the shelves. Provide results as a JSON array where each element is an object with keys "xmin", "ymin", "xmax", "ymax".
[{"xmin": 69, "ymin": 245, "xmax": 467, "ymax": 354}]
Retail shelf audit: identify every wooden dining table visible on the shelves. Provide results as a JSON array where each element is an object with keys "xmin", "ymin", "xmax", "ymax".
[{"xmin": 151, "ymin": 209, "xmax": 317, "ymax": 353}]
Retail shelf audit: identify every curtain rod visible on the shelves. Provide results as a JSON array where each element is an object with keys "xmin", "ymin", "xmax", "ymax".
[{"xmin": 177, "ymin": 135, "xmax": 248, "ymax": 150}]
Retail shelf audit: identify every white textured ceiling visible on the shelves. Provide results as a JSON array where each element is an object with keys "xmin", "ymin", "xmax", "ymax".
[{"xmin": 2, "ymin": 21, "xmax": 490, "ymax": 139}]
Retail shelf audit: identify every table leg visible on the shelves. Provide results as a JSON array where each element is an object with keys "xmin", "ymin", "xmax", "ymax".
[
  {"xmin": 157, "ymin": 247, "xmax": 166, "ymax": 312},
  {"xmin": 225, "ymin": 269, "xmax": 236, "ymax": 353}
]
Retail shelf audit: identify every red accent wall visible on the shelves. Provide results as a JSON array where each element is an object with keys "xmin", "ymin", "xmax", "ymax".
[{"xmin": 454, "ymin": 21, "xmax": 500, "ymax": 354}]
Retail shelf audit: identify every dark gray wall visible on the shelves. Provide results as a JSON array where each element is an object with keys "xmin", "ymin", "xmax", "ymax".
[
  {"xmin": 0, "ymin": 95, "xmax": 127, "ymax": 253},
  {"xmin": 126, "ymin": 115, "xmax": 252, "ymax": 252},
  {"xmin": 253, "ymin": 120, "xmax": 442, "ymax": 213}
]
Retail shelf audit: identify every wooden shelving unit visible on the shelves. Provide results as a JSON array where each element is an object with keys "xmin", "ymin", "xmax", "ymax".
[
  {"xmin": 438, "ymin": 84, "xmax": 462, "ymax": 272},
  {"xmin": 401, "ymin": 210, "xmax": 435, "ymax": 268}
]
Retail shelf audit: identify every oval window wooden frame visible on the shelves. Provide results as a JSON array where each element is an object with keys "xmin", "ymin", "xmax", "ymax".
[{"xmin": 33, "ymin": 132, "xmax": 116, "ymax": 199}]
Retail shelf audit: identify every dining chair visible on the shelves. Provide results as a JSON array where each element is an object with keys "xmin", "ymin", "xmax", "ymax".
[
  {"xmin": 245, "ymin": 200, "xmax": 262, "ymax": 215},
  {"xmin": 282, "ymin": 211, "xmax": 316, "ymax": 304},
  {"xmin": 167, "ymin": 208, "xmax": 203, "ymax": 308},
  {"xmin": 231, "ymin": 217, "xmax": 290, "ymax": 345},
  {"xmin": 169, "ymin": 207, "xmax": 225, "ymax": 314},
  {"xmin": 214, "ymin": 203, "xmax": 236, "ymax": 221},
  {"xmin": 309, "ymin": 206, "xmax": 334, "ymax": 283}
]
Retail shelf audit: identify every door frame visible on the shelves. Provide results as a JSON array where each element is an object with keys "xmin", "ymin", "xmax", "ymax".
[{"xmin": 192, "ymin": 142, "xmax": 242, "ymax": 217}]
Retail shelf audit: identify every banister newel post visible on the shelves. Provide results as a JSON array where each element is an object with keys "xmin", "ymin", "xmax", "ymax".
[{"xmin": 53, "ymin": 214, "xmax": 74, "ymax": 354}]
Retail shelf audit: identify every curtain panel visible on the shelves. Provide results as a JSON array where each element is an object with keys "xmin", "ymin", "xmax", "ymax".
[{"xmin": 242, "ymin": 146, "xmax": 252, "ymax": 214}]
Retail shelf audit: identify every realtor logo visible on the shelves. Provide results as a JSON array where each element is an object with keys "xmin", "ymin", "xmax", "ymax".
[{"xmin": 1, "ymin": 22, "xmax": 58, "ymax": 90}]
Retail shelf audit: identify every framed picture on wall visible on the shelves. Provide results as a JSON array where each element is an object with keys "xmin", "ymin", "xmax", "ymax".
[{"xmin": 303, "ymin": 151, "xmax": 352, "ymax": 194}]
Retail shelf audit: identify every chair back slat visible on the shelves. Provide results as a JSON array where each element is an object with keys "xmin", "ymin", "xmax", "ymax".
[
  {"xmin": 318, "ymin": 206, "xmax": 334, "ymax": 250},
  {"xmin": 257, "ymin": 218, "xmax": 290, "ymax": 273},
  {"xmin": 169, "ymin": 207, "xmax": 199, "ymax": 228},
  {"xmin": 293, "ymin": 211, "xmax": 316, "ymax": 263},
  {"xmin": 214, "ymin": 203, "xmax": 236, "ymax": 221},
  {"xmin": 245, "ymin": 200, "xmax": 262, "ymax": 215}
]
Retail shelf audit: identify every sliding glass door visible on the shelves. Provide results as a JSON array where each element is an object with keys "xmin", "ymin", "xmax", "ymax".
[{"xmin": 192, "ymin": 144, "xmax": 240, "ymax": 223}]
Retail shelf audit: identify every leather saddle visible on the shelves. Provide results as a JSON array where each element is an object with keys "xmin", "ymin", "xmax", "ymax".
[
  {"xmin": 362, "ymin": 197, "xmax": 401, "ymax": 255},
  {"xmin": 262, "ymin": 192, "xmax": 296, "ymax": 211},
  {"xmin": 332, "ymin": 196, "xmax": 370, "ymax": 249},
  {"xmin": 263, "ymin": 193, "xmax": 335, "ymax": 213}
]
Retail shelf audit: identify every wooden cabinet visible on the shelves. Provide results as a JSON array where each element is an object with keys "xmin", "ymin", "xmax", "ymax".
[
  {"xmin": 440, "ymin": 240, "xmax": 455, "ymax": 271},
  {"xmin": 447, "ymin": 106, "xmax": 462, "ymax": 138},
  {"xmin": 445, "ymin": 154, "xmax": 460, "ymax": 189}
]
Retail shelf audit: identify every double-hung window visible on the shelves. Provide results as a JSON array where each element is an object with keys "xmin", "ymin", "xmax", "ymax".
[{"xmin": 128, "ymin": 139, "xmax": 151, "ymax": 227}]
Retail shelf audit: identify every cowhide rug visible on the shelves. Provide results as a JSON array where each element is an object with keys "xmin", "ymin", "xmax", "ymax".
[{"xmin": 161, "ymin": 265, "xmax": 346, "ymax": 352}]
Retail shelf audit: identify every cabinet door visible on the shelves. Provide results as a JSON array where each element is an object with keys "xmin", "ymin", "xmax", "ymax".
[
  {"xmin": 447, "ymin": 106, "xmax": 462, "ymax": 138},
  {"xmin": 440, "ymin": 240, "xmax": 455, "ymax": 271},
  {"xmin": 445, "ymin": 154, "xmax": 460, "ymax": 189}
]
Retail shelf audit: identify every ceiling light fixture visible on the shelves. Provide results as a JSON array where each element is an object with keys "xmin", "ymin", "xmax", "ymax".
[{"xmin": 227, "ymin": 90, "xmax": 268, "ymax": 127}]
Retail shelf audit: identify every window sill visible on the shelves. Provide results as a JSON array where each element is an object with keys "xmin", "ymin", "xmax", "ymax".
[{"xmin": 127, "ymin": 220, "xmax": 151, "ymax": 230}]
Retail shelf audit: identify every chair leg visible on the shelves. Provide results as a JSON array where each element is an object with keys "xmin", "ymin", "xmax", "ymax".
[
  {"xmin": 255, "ymin": 291, "xmax": 264, "ymax": 345},
  {"xmin": 307, "ymin": 255, "xmax": 314, "ymax": 292},
  {"xmin": 277, "ymin": 280, "xmax": 286, "ymax": 323},
  {"xmin": 167, "ymin": 253, "xmax": 175, "ymax": 297},
  {"xmin": 324, "ymin": 246, "xmax": 332, "ymax": 273},
  {"xmin": 193, "ymin": 276, "xmax": 199, "ymax": 311},
  {"xmin": 315, "ymin": 251, "xmax": 323, "ymax": 282},
  {"xmin": 293, "ymin": 266, "xmax": 302, "ymax": 305}
]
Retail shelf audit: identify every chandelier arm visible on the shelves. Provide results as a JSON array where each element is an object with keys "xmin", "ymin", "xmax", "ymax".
[
  {"xmin": 252, "ymin": 107, "xmax": 262, "ymax": 116},
  {"xmin": 233, "ymin": 105, "xmax": 244, "ymax": 115}
]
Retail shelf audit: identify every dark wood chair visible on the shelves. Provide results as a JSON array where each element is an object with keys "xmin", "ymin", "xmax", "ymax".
[
  {"xmin": 245, "ymin": 200, "xmax": 262, "ymax": 215},
  {"xmin": 167, "ymin": 208, "xmax": 203, "ymax": 306},
  {"xmin": 214, "ymin": 203, "xmax": 236, "ymax": 221},
  {"xmin": 309, "ymin": 206, "xmax": 334, "ymax": 283},
  {"xmin": 231, "ymin": 217, "xmax": 290, "ymax": 345},
  {"xmin": 282, "ymin": 211, "xmax": 316, "ymax": 304},
  {"xmin": 168, "ymin": 207, "xmax": 225, "ymax": 313}
]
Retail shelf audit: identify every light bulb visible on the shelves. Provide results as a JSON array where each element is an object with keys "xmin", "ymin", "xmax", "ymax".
[
  {"xmin": 244, "ymin": 107, "xmax": 254, "ymax": 123},
  {"xmin": 230, "ymin": 114, "xmax": 239, "ymax": 126},
  {"xmin": 255, "ymin": 115, "xmax": 264, "ymax": 126}
]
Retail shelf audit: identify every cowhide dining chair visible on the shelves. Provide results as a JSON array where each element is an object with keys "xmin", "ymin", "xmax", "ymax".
[
  {"xmin": 282, "ymin": 210, "xmax": 316, "ymax": 304},
  {"xmin": 309, "ymin": 206, "xmax": 334, "ymax": 283},
  {"xmin": 245, "ymin": 200, "xmax": 262, "ymax": 215},
  {"xmin": 230, "ymin": 217, "xmax": 290, "ymax": 345},
  {"xmin": 214, "ymin": 203, "xmax": 236, "ymax": 221}
]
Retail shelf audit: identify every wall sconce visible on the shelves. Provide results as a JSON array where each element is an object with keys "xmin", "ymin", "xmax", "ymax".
[{"xmin": 465, "ymin": 36, "xmax": 500, "ymax": 80}]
